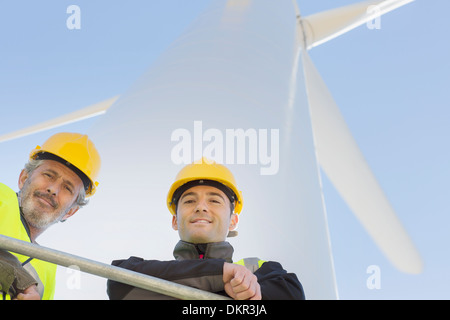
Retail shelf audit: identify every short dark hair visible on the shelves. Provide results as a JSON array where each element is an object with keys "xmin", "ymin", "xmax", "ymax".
[{"xmin": 173, "ymin": 179, "xmax": 236, "ymax": 215}]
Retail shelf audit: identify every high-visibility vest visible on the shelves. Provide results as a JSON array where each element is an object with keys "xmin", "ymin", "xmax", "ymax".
[
  {"xmin": 235, "ymin": 257, "xmax": 266, "ymax": 272},
  {"xmin": 0, "ymin": 183, "xmax": 57, "ymax": 300}
]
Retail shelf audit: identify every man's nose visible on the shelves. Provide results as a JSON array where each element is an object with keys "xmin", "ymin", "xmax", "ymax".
[
  {"xmin": 195, "ymin": 198, "xmax": 208, "ymax": 212},
  {"xmin": 46, "ymin": 182, "xmax": 59, "ymax": 196}
]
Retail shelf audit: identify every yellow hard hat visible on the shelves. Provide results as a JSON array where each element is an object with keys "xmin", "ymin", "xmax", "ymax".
[
  {"xmin": 167, "ymin": 158, "xmax": 243, "ymax": 215},
  {"xmin": 29, "ymin": 132, "xmax": 101, "ymax": 197}
]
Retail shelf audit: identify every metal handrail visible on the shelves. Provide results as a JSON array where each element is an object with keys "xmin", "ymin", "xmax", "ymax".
[{"xmin": 0, "ymin": 234, "xmax": 230, "ymax": 300}]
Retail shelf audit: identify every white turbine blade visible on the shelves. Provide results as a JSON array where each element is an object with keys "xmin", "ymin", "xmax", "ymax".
[
  {"xmin": 301, "ymin": 50, "xmax": 423, "ymax": 274},
  {"xmin": 301, "ymin": 0, "xmax": 414, "ymax": 49},
  {"xmin": 0, "ymin": 96, "xmax": 119, "ymax": 143}
]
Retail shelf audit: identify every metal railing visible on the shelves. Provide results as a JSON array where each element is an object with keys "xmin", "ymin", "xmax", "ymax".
[{"xmin": 0, "ymin": 234, "xmax": 230, "ymax": 300}]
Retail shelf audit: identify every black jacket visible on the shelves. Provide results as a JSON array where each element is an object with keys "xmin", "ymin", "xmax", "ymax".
[{"xmin": 107, "ymin": 241, "xmax": 305, "ymax": 300}]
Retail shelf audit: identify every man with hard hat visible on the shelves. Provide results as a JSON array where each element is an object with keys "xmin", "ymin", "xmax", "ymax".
[
  {"xmin": 107, "ymin": 158, "xmax": 304, "ymax": 300},
  {"xmin": 0, "ymin": 132, "xmax": 101, "ymax": 300}
]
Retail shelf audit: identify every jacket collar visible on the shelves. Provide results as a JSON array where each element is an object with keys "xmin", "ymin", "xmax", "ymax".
[{"xmin": 173, "ymin": 240, "xmax": 234, "ymax": 263}]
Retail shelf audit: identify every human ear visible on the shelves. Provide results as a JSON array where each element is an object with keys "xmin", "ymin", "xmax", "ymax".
[
  {"xmin": 60, "ymin": 206, "xmax": 79, "ymax": 222},
  {"xmin": 228, "ymin": 214, "xmax": 239, "ymax": 231},
  {"xmin": 18, "ymin": 169, "xmax": 29, "ymax": 190},
  {"xmin": 171, "ymin": 215, "xmax": 179, "ymax": 231}
]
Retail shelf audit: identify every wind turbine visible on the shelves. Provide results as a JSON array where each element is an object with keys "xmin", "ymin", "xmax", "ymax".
[{"xmin": 0, "ymin": 0, "xmax": 422, "ymax": 300}]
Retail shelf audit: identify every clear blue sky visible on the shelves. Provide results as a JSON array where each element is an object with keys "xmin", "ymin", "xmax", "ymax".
[{"xmin": 1, "ymin": 1, "xmax": 449, "ymax": 299}]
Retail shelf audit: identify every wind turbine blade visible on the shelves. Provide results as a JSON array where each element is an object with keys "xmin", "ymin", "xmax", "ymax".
[
  {"xmin": 302, "ymin": 0, "xmax": 414, "ymax": 49},
  {"xmin": 301, "ymin": 50, "xmax": 423, "ymax": 274},
  {"xmin": 0, "ymin": 96, "xmax": 119, "ymax": 143}
]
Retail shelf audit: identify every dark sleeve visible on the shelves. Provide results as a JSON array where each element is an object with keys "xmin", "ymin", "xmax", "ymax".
[
  {"xmin": 254, "ymin": 261, "xmax": 305, "ymax": 300},
  {"xmin": 0, "ymin": 249, "xmax": 38, "ymax": 297},
  {"xmin": 107, "ymin": 256, "xmax": 226, "ymax": 300}
]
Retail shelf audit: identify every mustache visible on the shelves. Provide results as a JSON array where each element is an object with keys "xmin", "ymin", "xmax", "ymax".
[{"xmin": 34, "ymin": 191, "xmax": 57, "ymax": 208}]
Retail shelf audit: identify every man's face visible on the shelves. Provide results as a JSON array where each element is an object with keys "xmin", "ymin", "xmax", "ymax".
[
  {"xmin": 172, "ymin": 185, "xmax": 238, "ymax": 243},
  {"xmin": 18, "ymin": 160, "xmax": 83, "ymax": 230}
]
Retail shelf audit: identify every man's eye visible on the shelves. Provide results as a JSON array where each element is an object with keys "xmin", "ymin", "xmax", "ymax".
[{"xmin": 64, "ymin": 186, "xmax": 73, "ymax": 194}]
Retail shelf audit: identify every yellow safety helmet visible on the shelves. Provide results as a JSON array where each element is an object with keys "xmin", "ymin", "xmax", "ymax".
[
  {"xmin": 167, "ymin": 158, "xmax": 243, "ymax": 215},
  {"xmin": 29, "ymin": 132, "xmax": 101, "ymax": 197}
]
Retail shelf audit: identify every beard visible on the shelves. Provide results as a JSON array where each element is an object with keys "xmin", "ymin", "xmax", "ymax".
[{"xmin": 19, "ymin": 181, "xmax": 72, "ymax": 229}]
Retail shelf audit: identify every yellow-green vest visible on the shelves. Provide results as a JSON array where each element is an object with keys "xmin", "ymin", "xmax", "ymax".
[
  {"xmin": 0, "ymin": 183, "xmax": 57, "ymax": 300},
  {"xmin": 235, "ymin": 257, "xmax": 266, "ymax": 272}
]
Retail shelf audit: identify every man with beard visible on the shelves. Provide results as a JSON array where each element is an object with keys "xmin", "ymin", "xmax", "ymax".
[{"xmin": 0, "ymin": 132, "xmax": 101, "ymax": 300}]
